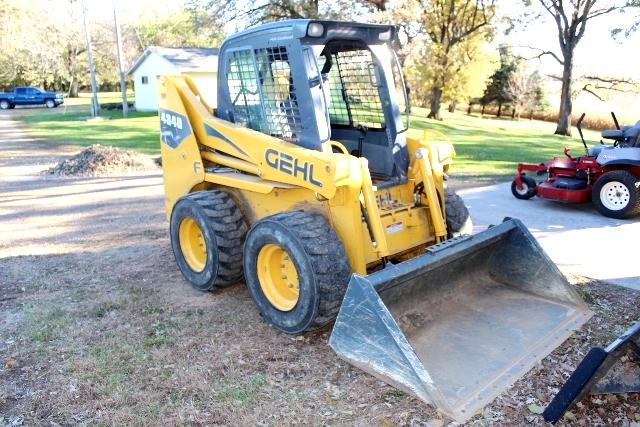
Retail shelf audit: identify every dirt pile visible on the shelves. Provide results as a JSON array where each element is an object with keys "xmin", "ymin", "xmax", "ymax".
[{"xmin": 47, "ymin": 144, "xmax": 159, "ymax": 176}]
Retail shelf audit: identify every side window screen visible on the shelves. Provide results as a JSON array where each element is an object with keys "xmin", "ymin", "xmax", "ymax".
[
  {"xmin": 226, "ymin": 46, "xmax": 301, "ymax": 143},
  {"xmin": 255, "ymin": 47, "xmax": 302, "ymax": 142},
  {"xmin": 227, "ymin": 50, "xmax": 263, "ymax": 131},
  {"xmin": 319, "ymin": 49, "xmax": 385, "ymax": 129}
]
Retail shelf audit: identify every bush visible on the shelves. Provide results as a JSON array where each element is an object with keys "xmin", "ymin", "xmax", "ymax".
[
  {"xmin": 100, "ymin": 102, "xmax": 135, "ymax": 111},
  {"xmin": 463, "ymin": 104, "xmax": 620, "ymax": 130}
]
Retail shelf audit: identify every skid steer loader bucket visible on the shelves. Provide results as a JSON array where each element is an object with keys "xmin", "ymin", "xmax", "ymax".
[{"xmin": 329, "ymin": 219, "xmax": 592, "ymax": 422}]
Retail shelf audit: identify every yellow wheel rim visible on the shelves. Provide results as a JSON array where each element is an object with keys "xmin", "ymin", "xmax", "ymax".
[
  {"xmin": 178, "ymin": 218, "xmax": 207, "ymax": 272},
  {"xmin": 257, "ymin": 244, "xmax": 300, "ymax": 311}
]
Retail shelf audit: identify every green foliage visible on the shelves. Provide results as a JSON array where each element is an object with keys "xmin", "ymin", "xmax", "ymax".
[
  {"xmin": 481, "ymin": 45, "xmax": 516, "ymax": 107},
  {"xmin": 134, "ymin": 9, "xmax": 223, "ymax": 49}
]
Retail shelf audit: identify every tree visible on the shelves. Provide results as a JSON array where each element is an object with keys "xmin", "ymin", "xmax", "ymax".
[
  {"xmin": 481, "ymin": 45, "xmax": 516, "ymax": 117},
  {"xmin": 507, "ymin": 63, "xmax": 546, "ymax": 119},
  {"xmin": 527, "ymin": 0, "xmax": 630, "ymax": 136},
  {"xmin": 193, "ymin": 0, "xmax": 350, "ymax": 29},
  {"xmin": 133, "ymin": 10, "xmax": 224, "ymax": 49},
  {"xmin": 420, "ymin": 0, "xmax": 497, "ymax": 119}
]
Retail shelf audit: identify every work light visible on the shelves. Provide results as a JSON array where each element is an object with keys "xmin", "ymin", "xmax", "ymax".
[{"xmin": 307, "ymin": 23, "xmax": 324, "ymax": 37}]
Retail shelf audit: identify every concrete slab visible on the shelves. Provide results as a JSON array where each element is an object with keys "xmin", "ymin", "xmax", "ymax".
[{"xmin": 458, "ymin": 182, "xmax": 640, "ymax": 291}]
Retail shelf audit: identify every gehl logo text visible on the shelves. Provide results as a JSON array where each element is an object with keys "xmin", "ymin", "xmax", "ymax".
[{"xmin": 265, "ymin": 148, "xmax": 323, "ymax": 187}]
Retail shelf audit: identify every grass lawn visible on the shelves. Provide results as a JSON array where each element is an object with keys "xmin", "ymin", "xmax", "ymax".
[
  {"xmin": 62, "ymin": 91, "xmax": 135, "ymax": 106},
  {"xmin": 21, "ymin": 107, "xmax": 159, "ymax": 154},
  {"xmin": 20, "ymin": 100, "xmax": 602, "ymax": 181},
  {"xmin": 410, "ymin": 108, "xmax": 600, "ymax": 182}
]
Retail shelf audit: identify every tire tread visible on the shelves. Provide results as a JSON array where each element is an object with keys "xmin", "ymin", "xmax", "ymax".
[
  {"xmin": 259, "ymin": 211, "xmax": 351, "ymax": 330},
  {"xmin": 184, "ymin": 190, "xmax": 247, "ymax": 286}
]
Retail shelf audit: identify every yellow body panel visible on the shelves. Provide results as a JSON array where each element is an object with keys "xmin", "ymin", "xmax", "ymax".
[{"xmin": 158, "ymin": 75, "xmax": 455, "ymax": 277}]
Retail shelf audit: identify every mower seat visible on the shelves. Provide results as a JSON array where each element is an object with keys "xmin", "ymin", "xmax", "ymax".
[
  {"xmin": 554, "ymin": 177, "xmax": 587, "ymax": 190},
  {"xmin": 588, "ymin": 144, "xmax": 612, "ymax": 157},
  {"xmin": 602, "ymin": 129, "xmax": 624, "ymax": 139}
]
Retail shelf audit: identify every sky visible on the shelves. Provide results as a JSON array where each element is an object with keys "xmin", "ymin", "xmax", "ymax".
[{"xmin": 496, "ymin": 1, "xmax": 640, "ymax": 79}]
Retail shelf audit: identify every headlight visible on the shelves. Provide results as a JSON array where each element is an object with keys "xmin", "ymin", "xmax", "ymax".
[
  {"xmin": 379, "ymin": 30, "xmax": 392, "ymax": 41},
  {"xmin": 307, "ymin": 23, "xmax": 324, "ymax": 37}
]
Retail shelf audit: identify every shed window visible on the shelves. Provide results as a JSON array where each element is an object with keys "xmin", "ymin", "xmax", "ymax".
[{"xmin": 141, "ymin": 76, "xmax": 148, "ymax": 84}]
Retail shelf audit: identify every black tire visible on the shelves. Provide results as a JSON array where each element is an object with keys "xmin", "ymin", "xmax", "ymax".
[
  {"xmin": 445, "ymin": 188, "xmax": 473, "ymax": 237},
  {"xmin": 0, "ymin": 100, "xmax": 10, "ymax": 110},
  {"xmin": 592, "ymin": 170, "xmax": 640, "ymax": 219},
  {"xmin": 243, "ymin": 211, "xmax": 351, "ymax": 334},
  {"xmin": 45, "ymin": 99, "xmax": 55, "ymax": 109},
  {"xmin": 511, "ymin": 175, "xmax": 537, "ymax": 200},
  {"xmin": 170, "ymin": 191, "xmax": 247, "ymax": 291}
]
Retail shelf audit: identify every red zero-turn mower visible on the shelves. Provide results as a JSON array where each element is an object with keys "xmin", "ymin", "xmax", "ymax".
[{"xmin": 512, "ymin": 113, "xmax": 640, "ymax": 219}]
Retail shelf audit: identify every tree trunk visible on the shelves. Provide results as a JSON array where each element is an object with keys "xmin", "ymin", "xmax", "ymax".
[
  {"xmin": 67, "ymin": 47, "xmax": 80, "ymax": 98},
  {"xmin": 448, "ymin": 100, "xmax": 457, "ymax": 113},
  {"xmin": 481, "ymin": 105, "xmax": 485, "ymax": 116},
  {"xmin": 497, "ymin": 103, "xmax": 502, "ymax": 118},
  {"xmin": 555, "ymin": 52, "xmax": 574, "ymax": 136},
  {"xmin": 467, "ymin": 103, "xmax": 472, "ymax": 115},
  {"xmin": 427, "ymin": 87, "xmax": 442, "ymax": 119},
  {"xmin": 68, "ymin": 77, "xmax": 79, "ymax": 98}
]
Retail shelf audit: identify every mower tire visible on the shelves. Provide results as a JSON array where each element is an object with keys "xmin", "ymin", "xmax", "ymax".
[
  {"xmin": 511, "ymin": 175, "xmax": 537, "ymax": 200},
  {"xmin": 592, "ymin": 170, "xmax": 640, "ymax": 219},
  {"xmin": 243, "ymin": 211, "xmax": 351, "ymax": 335},
  {"xmin": 170, "ymin": 191, "xmax": 247, "ymax": 291},
  {"xmin": 445, "ymin": 188, "xmax": 473, "ymax": 237}
]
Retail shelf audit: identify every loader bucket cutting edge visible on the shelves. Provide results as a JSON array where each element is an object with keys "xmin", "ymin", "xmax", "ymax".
[{"xmin": 329, "ymin": 219, "xmax": 592, "ymax": 422}]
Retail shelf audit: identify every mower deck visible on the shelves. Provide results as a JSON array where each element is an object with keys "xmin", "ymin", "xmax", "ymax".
[{"xmin": 536, "ymin": 181, "xmax": 591, "ymax": 204}]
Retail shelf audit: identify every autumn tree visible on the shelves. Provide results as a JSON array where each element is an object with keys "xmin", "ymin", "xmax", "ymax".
[
  {"xmin": 419, "ymin": 0, "xmax": 497, "ymax": 119},
  {"xmin": 193, "ymin": 0, "xmax": 351, "ymax": 28},
  {"xmin": 133, "ymin": 9, "xmax": 224, "ymax": 49},
  {"xmin": 526, "ymin": 0, "xmax": 631, "ymax": 135}
]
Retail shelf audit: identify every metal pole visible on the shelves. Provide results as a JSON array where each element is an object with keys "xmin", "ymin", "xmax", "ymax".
[
  {"xmin": 113, "ymin": 0, "xmax": 128, "ymax": 117},
  {"xmin": 81, "ymin": 0, "xmax": 100, "ymax": 117}
]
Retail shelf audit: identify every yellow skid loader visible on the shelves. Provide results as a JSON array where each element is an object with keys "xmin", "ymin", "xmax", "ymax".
[{"xmin": 157, "ymin": 20, "xmax": 591, "ymax": 421}]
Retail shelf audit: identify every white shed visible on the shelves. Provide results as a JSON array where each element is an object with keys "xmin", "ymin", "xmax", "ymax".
[{"xmin": 128, "ymin": 47, "xmax": 219, "ymax": 112}]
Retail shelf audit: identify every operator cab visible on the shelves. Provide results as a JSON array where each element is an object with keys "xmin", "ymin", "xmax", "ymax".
[{"xmin": 216, "ymin": 20, "xmax": 410, "ymax": 185}]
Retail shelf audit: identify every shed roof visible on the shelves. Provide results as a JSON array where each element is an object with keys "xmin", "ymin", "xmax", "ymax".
[{"xmin": 128, "ymin": 47, "xmax": 219, "ymax": 75}]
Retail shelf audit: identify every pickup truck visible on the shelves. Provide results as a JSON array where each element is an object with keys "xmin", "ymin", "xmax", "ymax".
[{"xmin": 0, "ymin": 86, "xmax": 64, "ymax": 110}]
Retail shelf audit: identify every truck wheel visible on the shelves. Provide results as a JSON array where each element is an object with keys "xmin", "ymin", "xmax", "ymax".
[
  {"xmin": 45, "ymin": 99, "xmax": 55, "ymax": 108},
  {"xmin": 445, "ymin": 188, "xmax": 473, "ymax": 237},
  {"xmin": 511, "ymin": 175, "xmax": 537, "ymax": 200},
  {"xmin": 0, "ymin": 100, "xmax": 10, "ymax": 110},
  {"xmin": 592, "ymin": 170, "xmax": 640, "ymax": 219},
  {"xmin": 170, "ymin": 191, "xmax": 247, "ymax": 291},
  {"xmin": 243, "ymin": 211, "xmax": 351, "ymax": 334}
]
